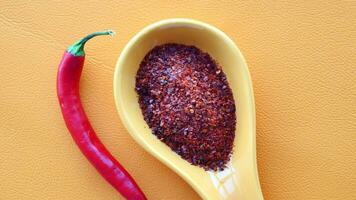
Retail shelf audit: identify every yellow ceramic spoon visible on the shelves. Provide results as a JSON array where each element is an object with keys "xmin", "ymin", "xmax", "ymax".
[{"xmin": 114, "ymin": 18, "xmax": 263, "ymax": 200}]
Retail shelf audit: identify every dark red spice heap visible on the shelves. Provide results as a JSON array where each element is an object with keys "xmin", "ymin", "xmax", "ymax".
[{"xmin": 135, "ymin": 44, "xmax": 236, "ymax": 171}]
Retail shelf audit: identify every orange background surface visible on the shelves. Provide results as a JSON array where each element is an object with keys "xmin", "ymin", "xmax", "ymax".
[{"xmin": 0, "ymin": 1, "xmax": 355, "ymax": 200}]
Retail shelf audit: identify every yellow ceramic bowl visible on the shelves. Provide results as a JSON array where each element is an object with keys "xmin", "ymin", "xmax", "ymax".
[{"xmin": 114, "ymin": 18, "xmax": 263, "ymax": 200}]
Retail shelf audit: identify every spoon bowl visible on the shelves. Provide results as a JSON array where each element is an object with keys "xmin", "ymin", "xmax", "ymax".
[{"xmin": 114, "ymin": 18, "xmax": 263, "ymax": 200}]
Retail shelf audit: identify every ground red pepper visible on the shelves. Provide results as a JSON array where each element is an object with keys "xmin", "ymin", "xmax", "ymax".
[{"xmin": 136, "ymin": 44, "xmax": 236, "ymax": 171}]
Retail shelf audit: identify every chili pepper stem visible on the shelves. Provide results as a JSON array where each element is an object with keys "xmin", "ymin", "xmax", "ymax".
[{"xmin": 67, "ymin": 30, "xmax": 115, "ymax": 56}]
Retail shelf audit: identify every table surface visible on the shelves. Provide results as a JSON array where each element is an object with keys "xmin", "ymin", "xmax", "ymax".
[{"xmin": 1, "ymin": 1, "xmax": 355, "ymax": 200}]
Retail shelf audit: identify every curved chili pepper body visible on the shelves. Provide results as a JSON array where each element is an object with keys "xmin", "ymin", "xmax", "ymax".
[{"xmin": 57, "ymin": 31, "xmax": 147, "ymax": 200}]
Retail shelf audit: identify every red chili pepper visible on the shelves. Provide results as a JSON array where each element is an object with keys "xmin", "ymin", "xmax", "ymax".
[{"xmin": 57, "ymin": 30, "xmax": 147, "ymax": 200}]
